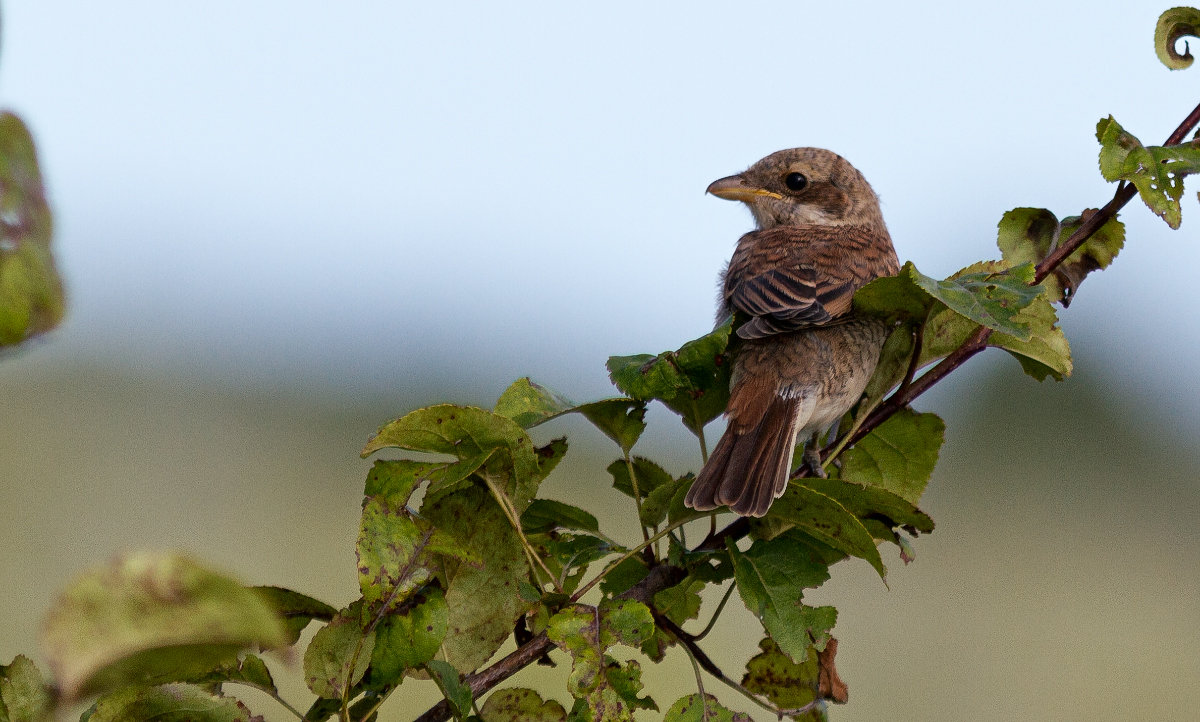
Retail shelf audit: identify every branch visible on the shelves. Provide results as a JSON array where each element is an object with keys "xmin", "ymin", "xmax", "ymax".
[{"xmin": 413, "ymin": 97, "xmax": 1200, "ymax": 722}]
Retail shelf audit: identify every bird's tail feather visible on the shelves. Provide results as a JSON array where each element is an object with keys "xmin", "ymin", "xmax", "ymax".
[{"xmin": 685, "ymin": 396, "xmax": 801, "ymax": 517}]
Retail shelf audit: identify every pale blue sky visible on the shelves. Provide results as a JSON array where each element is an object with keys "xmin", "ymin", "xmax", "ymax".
[{"xmin": 1, "ymin": 1, "xmax": 1195, "ymax": 413}]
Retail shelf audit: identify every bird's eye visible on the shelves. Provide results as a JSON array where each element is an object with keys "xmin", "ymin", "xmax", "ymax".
[{"xmin": 784, "ymin": 172, "xmax": 808, "ymax": 192}]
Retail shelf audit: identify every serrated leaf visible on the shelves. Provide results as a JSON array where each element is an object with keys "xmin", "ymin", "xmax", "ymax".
[
  {"xmin": 369, "ymin": 587, "xmax": 448, "ymax": 686},
  {"xmin": 185, "ymin": 654, "xmax": 277, "ymax": 696},
  {"xmin": 0, "ymin": 112, "xmax": 64, "ymax": 348},
  {"xmin": 546, "ymin": 600, "xmax": 655, "ymax": 699},
  {"xmin": 767, "ymin": 485, "xmax": 886, "ymax": 578},
  {"xmin": 606, "ymin": 324, "xmax": 732, "ymax": 438},
  {"xmin": 607, "ymin": 456, "xmax": 674, "ymax": 499},
  {"xmin": 861, "ymin": 324, "xmax": 916, "ymax": 402},
  {"xmin": 990, "ymin": 296, "xmax": 1072, "ymax": 381},
  {"xmin": 480, "ymin": 688, "xmax": 567, "ymax": 722},
  {"xmin": 742, "ymin": 638, "xmax": 826, "ymax": 721},
  {"xmin": 426, "ymin": 660, "xmax": 473, "ymax": 719},
  {"xmin": 995, "ymin": 207, "xmax": 1125, "ymax": 307},
  {"xmin": 1156, "ymin": 7, "xmax": 1200, "ymax": 69},
  {"xmin": 597, "ymin": 556, "xmax": 650, "ymax": 597},
  {"xmin": 358, "ymin": 497, "xmax": 440, "ymax": 613},
  {"xmin": 639, "ymin": 473, "xmax": 690, "ymax": 528},
  {"xmin": 575, "ymin": 399, "xmax": 647, "ymax": 453},
  {"xmin": 494, "ymin": 377, "xmax": 576, "ymax": 428},
  {"xmin": 423, "ymin": 486, "xmax": 531, "ymax": 673},
  {"xmin": 654, "ymin": 577, "xmax": 704, "ymax": 625},
  {"xmin": 1096, "ymin": 115, "xmax": 1200, "ymax": 228},
  {"xmin": 41, "ymin": 553, "xmax": 287, "ymax": 703},
  {"xmin": 303, "ymin": 603, "xmax": 374, "ymax": 699},
  {"xmin": 800, "ymin": 477, "xmax": 934, "ymax": 538},
  {"xmin": 88, "ymin": 683, "xmax": 263, "ymax": 722},
  {"xmin": 853, "ymin": 266, "xmax": 935, "ymax": 320},
  {"xmin": 0, "ymin": 655, "xmax": 50, "ymax": 722},
  {"xmin": 839, "ymin": 408, "xmax": 944, "ymax": 504},
  {"xmin": 913, "ymin": 262, "xmax": 1041, "ymax": 340},
  {"xmin": 521, "ymin": 499, "xmax": 601, "ymax": 535},
  {"xmin": 250, "ymin": 586, "xmax": 336, "ymax": 646},
  {"xmin": 726, "ymin": 535, "xmax": 837, "ymax": 663},
  {"xmin": 663, "ymin": 693, "xmax": 753, "ymax": 722},
  {"xmin": 362, "ymin": 404, "xmax": 541, "ymax": 512}
]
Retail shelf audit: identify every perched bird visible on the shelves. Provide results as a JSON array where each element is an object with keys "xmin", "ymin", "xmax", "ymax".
[{"xmin": 684, "ymin": 148, "xmax": 900, "ymax": 517}]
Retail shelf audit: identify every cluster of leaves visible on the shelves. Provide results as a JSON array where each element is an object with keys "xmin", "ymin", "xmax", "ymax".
[{"xmin": 6, "ymin": 7, "xmax": 1200, "ymax": 722}]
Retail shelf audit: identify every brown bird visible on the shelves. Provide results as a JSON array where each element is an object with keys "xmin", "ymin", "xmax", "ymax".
[{"xmin": 684, "ymin": 148, "xmax": 900, "ymax": 517}]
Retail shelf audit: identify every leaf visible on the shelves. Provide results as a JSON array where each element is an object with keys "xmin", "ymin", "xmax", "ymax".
[
  {"xmin": 606, "ymin": 324, "xmax": 733, "ymax": 437},
  {"xmin": 521, "ymin": 499, "xmax": 601, "ymax": 535},
  {"xmin": 742, "ymin": 638, "xmax": 825, "ymax": 721},
  {"xmin": 369, "ymin": 587, "xmax": 449, "ymax": 686},
  {"xmin": 606, "ymin": 456, "xmax": 674, "ymax": 499},
  {"xmin": 426, "ymin": 660, "xmax": 473, "ymax": 719},
  {"xmin": 766, "ymin": 486, "xmax": 886, "ymax": 578},
  {"xmin": 861, "ymin": 324, "xmax": 916, "ymax": 402},
  {"xmin": 249, "ymin": 586, "xmax": 337, "ymax": 646},
  {"xmin": 912, "ymin": 261, "xmax": 1041, "ymax": 340},
  {"xmin": 597, "ymin": 556, "xmax": 649, "ymax": 597},
  {"xmin": 547, "ymin": 600, "xmax": 655, "ymax": 713},
  {"xmin": 989, "ymin": 296, "xmax": 1072, "ymax": 381},
  {"xmin": 186, "ymin": 654, "xmax": 277, "ymax": 696},
  {"xmin": 362, "ymin": 404, "xmax": 541, "ymax": 513},
  {"xmin": 639, "ymin": 473, "xmax": 691, "ymax": 528},
  {"xmin": 800, "ymin": 477, "xmax": 934, "ymax": 538},
  {"xmin": 0, "ymin": 112, "xmax": 64, "ymax": 348},
  {"xmin": 1096, "ymin": 115, "xmax": 1200, "ymax": 228},
  {"xmin": 853, "ymin": 268, "xmax": 935, "ymax": 320},
  {"xmin": 494, "ymin": 377, "xmax": 576, "ymax": 428},
  {"xmin": 357, "ymin": 495, "xmax": 477, "ymax": 615},
  {"xmin": 996, "ymin": 207, "xmax": 1125, "ymax": 305},
  {"xmin": 303, "ymin": 603, "xmax": 375, "ymax": 699},
  {"xmin": 423, "ymin": 486, "xmax": 531, "ymax": 673},
  {"xmin": 839, "ymin": 408, "xmax": 945, "ymax": 504},
  {"xmin": 40, "ymin": 553, "xmax": 288, "ymax": 703},
  {"xmin": 0, "ymin": 655, "xmax": 50, "ymax": 722},
  {"xmin": 480, "ymin": 688, "xmax": 567, "ymax": 722},
  {"xmin": 662, "ymin": 693, "xmax": 752, "ymax": 722},
  {"xmin": 726, "ymin": 535, "xmax": 838, "ymax": 663},
  {"xmin": 574, "ymin": 399, "xmax": 647, "ymax": 454},
  {"xmin": 653, "ymin": 577, "xmax": 705, "ymax": 625},
  {"xmin": 1156, "ymin": 7, "xmax": 1200, "ymax": 69},
  {"xmin": 88, "ymin": 683, "xmax": 263, "ymax": 722}
]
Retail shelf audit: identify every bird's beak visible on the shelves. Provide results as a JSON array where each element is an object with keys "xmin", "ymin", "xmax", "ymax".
[{"xmin": 706, "ymin": 174, "xmax": 783, "ymax": 202}]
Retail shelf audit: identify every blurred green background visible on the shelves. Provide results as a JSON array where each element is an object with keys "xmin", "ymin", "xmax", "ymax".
[{"xmin": 3, "ymin": 2, "xmax": 1199, "ymax": 720}]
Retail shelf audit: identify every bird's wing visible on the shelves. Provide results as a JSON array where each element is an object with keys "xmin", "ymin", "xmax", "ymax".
[{"xmin": 729, "ymin": 265, "xmax": 856, "ymax": 339}]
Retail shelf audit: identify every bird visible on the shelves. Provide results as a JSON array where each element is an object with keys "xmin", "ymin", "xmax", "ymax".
[{"xmin": 684, "ymin": 148, "xmax": 900, "ymax": 517}]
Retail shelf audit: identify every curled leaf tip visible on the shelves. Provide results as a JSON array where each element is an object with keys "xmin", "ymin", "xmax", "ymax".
[{"xmin": 1156, "ymin": 7, "xmax": 1200, "ymax": 70}]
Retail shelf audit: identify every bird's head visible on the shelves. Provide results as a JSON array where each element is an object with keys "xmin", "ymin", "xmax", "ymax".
[{"xmin": 706, "ymin": 147, "xmax": 884, "ymax": 231}]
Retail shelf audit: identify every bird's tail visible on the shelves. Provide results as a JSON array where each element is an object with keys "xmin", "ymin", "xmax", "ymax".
[{"xmin": 685, "ymin": 395, "xmax": 801, "ymax": 517}]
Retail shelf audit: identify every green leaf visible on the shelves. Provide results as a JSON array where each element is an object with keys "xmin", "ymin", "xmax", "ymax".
[
  {"xmin": 303, "ymin": 603, "xmax": 375, "ymax": 699},
  {"xmin": 727, "ymin": 535, "xmax": 837, "ymax": 663},
  {"xmin": 574, "ymin": 399, "xmax": 647, "ymax": 454},
  {"xmin": 494, "ymin": 377, "xmax": 576, "ymax": 428},
  {"xmin": 250, "ymin": 586, "xmax": 336, "ymax": 646},
  {"xmin": 369, "ymin": 587, "xmax": 449, "ymax": 686},
  {"xmin": 639, "ymin": 473, "xmax": 691, "ymax": 528},
  {"xmin": 185, "ymin": 654, "xmax": 277, "ymax": 696},
  {"xmin": 521, "ymin": 499, "xmax": 601, "ymax": 535},
  {"xmin": 662, "ymin": 693, "xmax": 752, "ymax": 722},
  {"xmin": 547, "ymin": 600, "xmax": 655, "ymax": 703},
  {"xmin": 767, "ymin": 486, "xmax": 886, "ymax": 578},
  {"xmin": 654, "ymin": 577, "xmax": 705, "ymax": 625},
  {"xmin": 861, "ymin": 324, "xmax": 916, "ymax": 402},
  {"xmin": 990, "ymin": 296, "xmax": 1072, "ymax": 381},
  {"xmin": 426, "ymin": 660, "xmax": 473, "ymax": 719},
  {"xmin": 913, "ymin": 261, "xmax": 1041, "ymax": 340},
  {"xmin": 607, "ymin": 456, "xmax": 674, "ymax": 499},
  {"xmin": 362, "ymin": 404, "xmax": 542, "ymax": 513},
  {"xmin": 606, "ymin": 324, "xmax": 732, "ymax": 438},
  {"xmin": 742, "ymin": 638, "xmax": 825, "ymax": 721},
  {"xmin": 597, "ymin": 556, "xmax": 650, "ymax": 597},
  {"xmin": 839, "ymin": 408, "xmax": 945, "ymax": 504},
  {"xmin": 423, "ymin": 486, "xmax": 532, "ymax": 673},
  {"xmin": 800, "ymin": 477, "xmax": 934, "ymax": 538},
  {"xmin": 996, "ymin": 207, "xmax": 1124, "ymax": 306},
  {"xmin": 0, "ymin": 655, "xmax": 50, "ymax": 722},
  {"xmin": 0, "ymin": 112, "xmax": 64, "ymax": 348},
  {"xmin": 88, "ymin": 683, "xmax": 261, "ymax": 722},
  {"xmin": 853, "ymin": 267, "xmax": 935, "ymax": 320},
  {"xmin": 41, "ymin": 553, "xmax": 288, "ymax": 703},
  {"xmin": 1096, "ymin": 115, "xmax": 1200, "ymax": 229},
  {"xmin": 1156, "ymin": 7, "xmax": 1200, "ymax": 69},
  {"xmin": 357, "ymin": 495, "xmax": 477, "ymax": 615},
  {"xmin": 480, "ymin": 688, "xmax": 567, "ymax": 722}
]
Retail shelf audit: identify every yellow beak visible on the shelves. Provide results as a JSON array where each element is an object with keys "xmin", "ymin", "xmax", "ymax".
[{"xmin": 706, "ymin": 174, "xmax": 783, "ymax": 201}]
